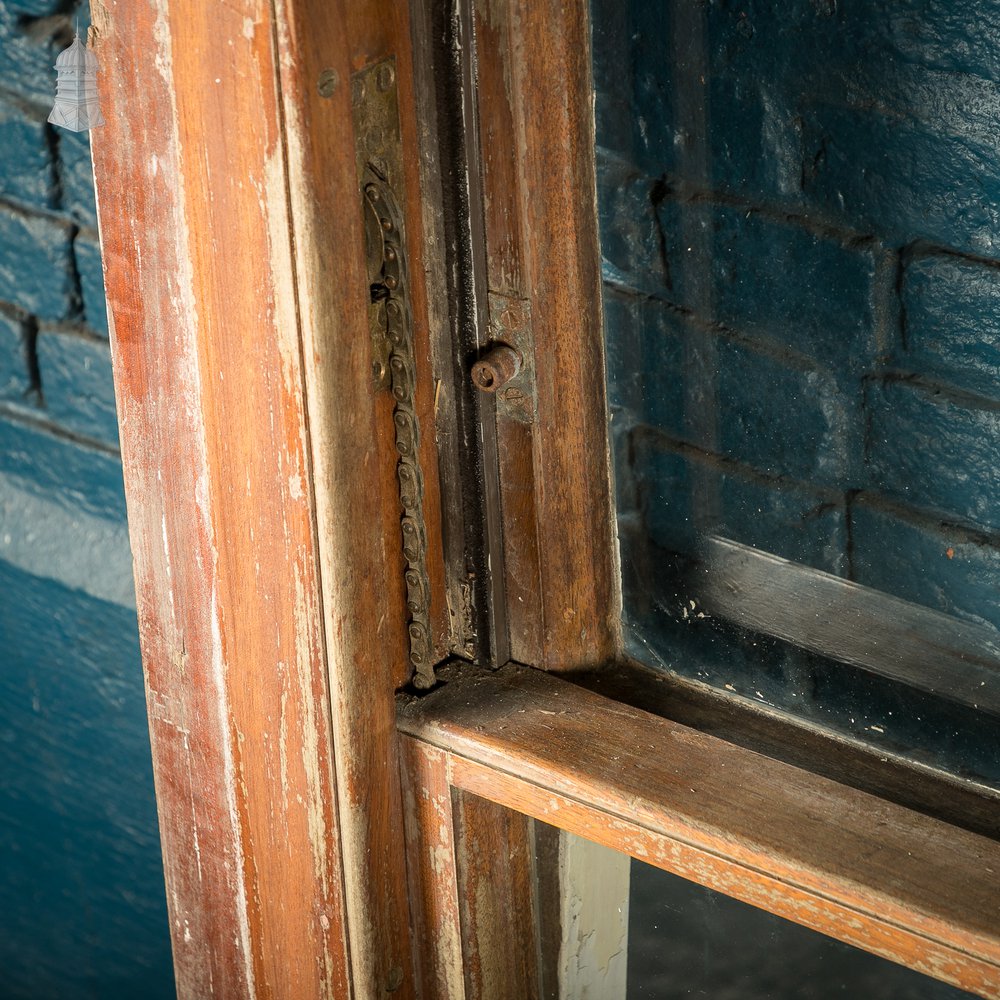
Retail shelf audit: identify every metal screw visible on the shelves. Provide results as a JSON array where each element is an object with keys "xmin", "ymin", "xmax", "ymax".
[
  {"xmin": 317, "ymin": 68, "xmax": 339, "ymax": 98},
  {"xmin": 376, "ymin": 62, "xmax": 396, "ymax": 93},
  {"xmin": 472, "ymin": 344, "xmax": 522, "ymax": 393},
  {"xmin": 499, "ymin": 385, "xmax": 525, "ymax": 403},
  {"xmin": 385, "ymin": 965, "xmax": 404, "ymax": 992}
]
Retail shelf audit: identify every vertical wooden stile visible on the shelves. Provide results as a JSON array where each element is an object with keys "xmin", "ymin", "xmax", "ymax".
[
  {"xmin": 470, "ymin": 0, "xmax": 620, "ymax": 671},
  {"xmin": 90, "ymin": 1, "xmax": 356, "ymax": 994},
  {"xmin": 90, "ymin": 0, "xmax": 424, "ymax": 995}
]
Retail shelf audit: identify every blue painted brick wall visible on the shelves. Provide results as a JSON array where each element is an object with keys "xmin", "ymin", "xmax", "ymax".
[
  {"xmin": 593, "ymin": 0, "xmax": 1000, "ymax": 641},
  {"xmin": 0, "ymin": 2, "xmax": 174, "ymax": 997}
]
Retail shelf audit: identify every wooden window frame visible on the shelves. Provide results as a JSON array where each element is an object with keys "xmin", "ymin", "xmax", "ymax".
[{"xmin": 90, "ymin": 1, "xmax": 999, "ymax": 998}]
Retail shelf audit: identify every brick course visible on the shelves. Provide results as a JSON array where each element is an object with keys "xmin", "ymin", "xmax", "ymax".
[
  {"xmin": 866, "ymin": 377, "xmax": 1000, "ymax": 532},
  {"xmin": 0, "ymin": 208, "xmax": 74, "ymax": 321},
  {"xmin": 900, "ymin": 252, "xmax": 1000, "ymax": 397},
  {"xmin": 0, "ymin": 96, "xmax": 53, "ymax": 207},
  {"xmin": 35, "ymin": 330, "xmax": 117, "ymax": 448},
  {"xmin": 595, "ymin": 0, "xmax": 1000, "ymax": 639}
]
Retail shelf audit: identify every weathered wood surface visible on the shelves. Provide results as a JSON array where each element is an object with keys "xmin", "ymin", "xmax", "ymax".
[
  {"xmin": 400, "ymin": 739, "xmax": 466, "ymax": 1000},
  {"xmin": 578, "ymin": 658, "xmax": 1000, "ymax": 842},
  {"xmin": 399, "ymin": 666, "xmax": 1000, "ymax": 999},
  {"xmin": 270, "ymin": 0, "xmax": 444, "ymax": 994},
  {"xmin": 452, "ymin": 791, "xmax": 542, "ymax": 999},
  {"xmin": 400, "ymin": 736, "xmax": 542, "ymax": 1000},
  {"xmin": 470, "ymin": 1, "xmax": 543, "ymax": 667},
  {"xmin": 471, "ymin": 0, "xmax": 619, "ymax": 670},
  {"xmin": 90, "ymin": 1, "xmax": 421, "ymax": 995}
]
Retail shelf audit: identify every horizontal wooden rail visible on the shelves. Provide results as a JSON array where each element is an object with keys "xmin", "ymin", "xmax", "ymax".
[{"xmin": 398, "ymin": 664, "xmax": 1000, "ymax": 999}]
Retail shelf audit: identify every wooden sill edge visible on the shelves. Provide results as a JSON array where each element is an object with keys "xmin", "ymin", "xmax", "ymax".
[
  {"xmin": 397, "ymin": 663, "xmax": 1000, "ymax": 999},
  {"xmin": 574, "ymin": 656, "xmax": 1000, "ymax": 841}
]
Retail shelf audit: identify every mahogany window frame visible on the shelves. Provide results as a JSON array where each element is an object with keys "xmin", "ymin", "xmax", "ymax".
[{"xmin": 89, "ymin": 1, "xmax": 1000, "ymax": 998}]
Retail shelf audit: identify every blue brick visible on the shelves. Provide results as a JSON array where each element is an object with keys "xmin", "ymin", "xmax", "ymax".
[
  {"xmin": 0, "ymin": 207, "xmax": 73, "ymax": 320},
  {"xmin": 900, "ymin": 254, "xmax": 1000, "ymax": 398},
  {"xmin": 626, "ymin": 0, "xmax": 677, "ymax": 179},
  {"xmin": 800, "ymin": 67, "xmax": 1000, "ymax": 256},
  {"xmin": 36, "ymin": 331, "xmax": 118, "ymax": 447},
  {"xmin": 694, "ymin": 4, "xmax": 828, "ymax": 204},
  {"xmin": 0, "ymin": 6, "xmax": 59, "ymax": 107},
  {"xmin": 637, "ymin": 445, "xmax": 695, "ymax": 557},
  {"xmin": 718, "ymin": 473, "xmax": 846, "ymax": 576},
  {"xmin": 867, "ymin": 378, "xmax": 1000, "ymax": 531},
  {"xmin": 851, "ymin": 499, "xmax": 1000, "ymax": 634},
  {"xmin": 589, "ymin": 1, "xmax": 632, "ymax": 160},
  {"xmin": 704, "ymin": 71, "xmax": 805, "ymax": 205},
  {"xmin": 602, "ymin": 288, "xmax": 685, "ymax": 438},
  {"xmin": 596, "ymin": 152, "xmax": 665, "ymax": 297},
  {"xmin": 0, "ymin": 310, "xmax": 33, "ymax": 404},
  {"xmin": 603, "ymin": 0, "xmax": 1000, "ymax": 256},
  {"xmin": 57, "ymin": 127, "xmax": 98, "ymax": 228},
  {"xmin": 73, "ymin": 231, "xmax": 107, "ymax": 332},
  {"xmin": 654, "ymin": 203, "xmax": 876, "ymax": 372},
  {"xmin": 636, "ymin": 438, "xmax": 846, "ymax": 574},
  {"xmin": 718, "ymin": 339, "xmax": 859, "ymax": 486},
  {"xmin": 0, "ymin": 415, "xmax": 126, "ymax": 523},
  {"xmin": 0, "ymin": 97, "xmax": 52, "ymax": 207},
  {"xmin": 5, "ymin": 0, "xmax": 63, "ymax": 13},
  {"xmin": 848, "ymin": 0, "xmax": 1000, "ymax": 89}
]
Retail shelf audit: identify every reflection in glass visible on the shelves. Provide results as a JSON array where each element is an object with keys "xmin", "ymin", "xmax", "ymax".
[
  {"xmin": 590, "ymin": 0, "xmax": 1000, "ymax": 782},
  {"xmin": 628, "ymin": 859, "xmax": 974, "ymax": 999}
]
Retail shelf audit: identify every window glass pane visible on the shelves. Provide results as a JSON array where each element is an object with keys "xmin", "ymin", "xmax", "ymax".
[
  {"xmin": 590, "ymin": 0, "xmax": 1000, "ymax": 783},
  {"xmin": 628, "ymin": 859, "xmax": 975, "ymax": 999}
]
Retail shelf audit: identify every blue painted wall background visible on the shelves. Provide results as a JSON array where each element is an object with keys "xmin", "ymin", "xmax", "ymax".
[
  {"xmin": 0, "ymin": 2, "xmax": 174, "ymax": 996},
  {"xmin": 592, "ymin": 0, "xmax": 1000, "ymax": 780}
]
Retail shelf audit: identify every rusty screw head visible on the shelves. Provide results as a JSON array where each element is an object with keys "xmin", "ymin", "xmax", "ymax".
[
  {"xmin": 376, "ymin": 62, "xmax": 396, "ymax": 93},
  {"xmin": 317, "ymin": 68, "xmax": 339, "ymax": 98},
  {"xmin": 472, "ymin": 343, "xmax": 522, "ymax": 393}
]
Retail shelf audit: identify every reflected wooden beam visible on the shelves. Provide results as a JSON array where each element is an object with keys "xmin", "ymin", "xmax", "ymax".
[{"xmin": 700, "ymin": 535, "xmax": 1000, "ymax": 716}]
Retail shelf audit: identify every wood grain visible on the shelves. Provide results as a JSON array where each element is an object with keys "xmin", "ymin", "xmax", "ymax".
[
  {"xmin": 269, "ymin": 0, "xmax": 433, "ymax": 993},
  {"xmin": 90, "ymin": 2, "xmax": 352, "ymax": 996},
  {"xmin": 576, "ymin": 658, "xmax": 1000, "ymax": 842},
  {"xmin": 91, "ymin": 0, "xmax": 440, "ymax": 995},
  {"xmin": 471, "ymin": 0, "xmax": 619, "ymax": 669},
  {"xmin": 399, "ymin": 666, "xmax": 1000, "ymax": 999},
  {"xmin": 400, "ymin": 739, "xmax": 466, "ymax": 1000},
  {"xmin": 452, "ymin": 791, "xmax": 542, "ymax": 1000}
]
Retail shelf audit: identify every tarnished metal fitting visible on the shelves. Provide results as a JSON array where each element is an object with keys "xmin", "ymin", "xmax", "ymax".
[{"xmin": 472, "ymin": 343, "xmax": 522, "ymax": 393}]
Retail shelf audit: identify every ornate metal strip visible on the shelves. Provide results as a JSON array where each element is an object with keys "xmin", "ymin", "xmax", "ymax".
[{"xmin": 353, "ymin": 59, "xmax": 435, "ymax": 688}]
